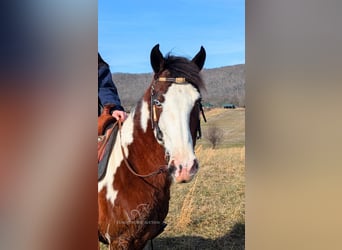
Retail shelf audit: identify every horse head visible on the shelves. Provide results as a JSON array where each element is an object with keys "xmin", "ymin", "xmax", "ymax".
[{"xmin": 149, "ymin": 44, "xmax": 206, "ymax": 183}]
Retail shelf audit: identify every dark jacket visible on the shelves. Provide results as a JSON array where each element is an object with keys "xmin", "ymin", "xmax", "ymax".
[{"xmin": 98, "ymin": 53, "xmax": 124, "ymax": 116}]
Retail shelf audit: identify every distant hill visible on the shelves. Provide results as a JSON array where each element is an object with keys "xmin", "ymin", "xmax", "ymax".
[{"xmin": 113, "ymin": 64, "xmax": 245, "ymax": 110}]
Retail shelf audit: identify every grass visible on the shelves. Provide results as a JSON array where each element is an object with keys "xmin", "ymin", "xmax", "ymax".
[
  {"xmin": 149, "ymin": 108, "xmax": 245, "ymax": 249},
  {"xmin": 101, "ymin": 108, "xmax": 245, "ymax": 249},
  {"xmin": 146, "ymin": 145, "xmax": 245, "ymax": 250},
  {"xmin": 200, "ymin": 108, "xmax": 245, "ymax": 149}
]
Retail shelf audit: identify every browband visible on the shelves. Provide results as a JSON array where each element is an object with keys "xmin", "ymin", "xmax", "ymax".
[{"xmin": 158, "ymin": 77, "xmax": 187, "ymax": 84}]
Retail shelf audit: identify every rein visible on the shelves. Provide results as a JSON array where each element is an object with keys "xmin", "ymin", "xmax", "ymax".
[{"xmin": 118, "ymin": 120, "xmax": 168, "ymax": 178}]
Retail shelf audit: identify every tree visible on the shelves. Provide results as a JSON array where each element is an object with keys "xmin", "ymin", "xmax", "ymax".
[{"xmin": 205, "ymin": 125, "xmax": 224, "ymax": 149}]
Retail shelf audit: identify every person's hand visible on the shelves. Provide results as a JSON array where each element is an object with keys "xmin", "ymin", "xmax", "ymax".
[{"xmin": 112, "ymin": 110, "xmax": 128, "ymax": 122}]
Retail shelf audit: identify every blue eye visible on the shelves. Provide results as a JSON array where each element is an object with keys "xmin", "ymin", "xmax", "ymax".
[{"xmin": 153, "ymin": 99, "xmax": 162, "ymax": 107}]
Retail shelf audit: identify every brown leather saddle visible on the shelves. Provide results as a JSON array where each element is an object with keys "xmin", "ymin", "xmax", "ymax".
[{"xmin": 98, "ymin": 105, "xmax": 119, "ymax": 181}]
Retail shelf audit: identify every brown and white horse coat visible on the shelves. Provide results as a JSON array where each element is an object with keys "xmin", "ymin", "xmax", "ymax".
[{"xmin": 98, "ymin": 44, "xmax": 206, "ymax": 249}]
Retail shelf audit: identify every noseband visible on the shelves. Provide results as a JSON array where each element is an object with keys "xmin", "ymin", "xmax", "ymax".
[{"xmin": 150, "ymin": 77, "xmax": 207, "ymax": 144}]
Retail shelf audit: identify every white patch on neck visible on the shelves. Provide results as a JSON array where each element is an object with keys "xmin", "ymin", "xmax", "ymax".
[
  {"xmin": 158, "ymin": 84, "xmax": 200, "ymax": 161},
  {"xmin": 98, "ymin": 108, "xmax": 135, "ymax": 205},
  {"xmin": 140, "ymin": 100, "xmax": 149, "ymax": 133}
]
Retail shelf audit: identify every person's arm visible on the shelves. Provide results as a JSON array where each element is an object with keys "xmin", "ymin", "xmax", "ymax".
[{"xmin": 98, "ymin": 61, "xmax": 124, "ymax": 113}]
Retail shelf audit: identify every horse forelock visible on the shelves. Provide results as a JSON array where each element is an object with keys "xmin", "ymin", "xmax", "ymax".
[{"xmin": 158, "ymin": 54, "xmax": 206, "ymax": 93}]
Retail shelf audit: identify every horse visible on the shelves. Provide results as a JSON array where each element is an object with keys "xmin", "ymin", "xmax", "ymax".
[{"xmin": 98, "ymin": 44, "xmax": 206, "ymax": 249}]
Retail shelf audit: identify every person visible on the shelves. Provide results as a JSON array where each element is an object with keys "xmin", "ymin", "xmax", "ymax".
[{"xmin": 98, "ymin": 53, "xmax": 127, "ymax": 122}]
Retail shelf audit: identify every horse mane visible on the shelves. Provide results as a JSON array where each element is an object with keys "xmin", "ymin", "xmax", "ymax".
[{"xmin": 160, "ymin": 54, "xmax": 206, "ymax": 92}]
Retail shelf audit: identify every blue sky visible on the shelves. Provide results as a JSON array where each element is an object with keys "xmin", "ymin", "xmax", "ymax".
[{"xmin": 98, "ymin": 0, "xmax": 244, "ymax": 73}]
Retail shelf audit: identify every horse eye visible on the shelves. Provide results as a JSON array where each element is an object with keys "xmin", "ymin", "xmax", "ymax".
[{"xmin": 154, "ymin": 99, "xmax": 162, "ymax": 107}]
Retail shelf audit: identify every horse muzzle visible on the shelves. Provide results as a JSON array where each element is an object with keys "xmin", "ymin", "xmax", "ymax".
[{"xmin": 169, "ymin": 158, "xmax": 199, "ymax": 183}]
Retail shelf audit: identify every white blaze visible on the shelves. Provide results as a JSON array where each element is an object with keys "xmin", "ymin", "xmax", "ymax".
[{"xmin": 158, "ymin": 84, "xmax": 200, "ymax": 165}]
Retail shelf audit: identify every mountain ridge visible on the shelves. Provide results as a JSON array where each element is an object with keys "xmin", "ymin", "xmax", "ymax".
[{"xmin": 113, "ymin": 64, "xmax": 245, "ymax": 110}]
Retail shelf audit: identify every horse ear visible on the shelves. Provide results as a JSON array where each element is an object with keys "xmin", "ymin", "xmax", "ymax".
[
  {"xmin": 150, "ymin": 44, "xmax": 164, "ymax": 73},
  {"xmin": 192, "ymin": 46, "xmax": 206, "ymax": 71}
]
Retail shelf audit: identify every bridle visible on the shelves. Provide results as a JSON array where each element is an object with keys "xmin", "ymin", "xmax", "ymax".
[
  {"xmin": 150, "ymin": 77, "xmax": 207, "ymax": 144},
  {"xmin": 119, "ymin": 77, "xmax": 206, "ymax": 179}
]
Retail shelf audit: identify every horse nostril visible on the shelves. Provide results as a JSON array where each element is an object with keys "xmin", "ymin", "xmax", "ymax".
[
  {"xmin": 179, "ymin": 164, "xmax": 183, "ymax": 170},
  {"xmin": 168, "ymin": 165, "xmax": 176, "ymax": 174},
  {"xmin": 190, "ymin": 160, "xmax": 199, "ymax": 174}
]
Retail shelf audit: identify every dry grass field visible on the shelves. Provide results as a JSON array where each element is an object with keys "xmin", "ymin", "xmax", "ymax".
[{"xmin": 101, "ymin": 108, "xmax": 245, "ymax": 249}]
